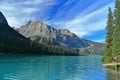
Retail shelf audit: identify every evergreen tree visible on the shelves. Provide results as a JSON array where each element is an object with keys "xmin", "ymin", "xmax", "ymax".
[
  {"xmin": 112, "ymin": 0, "xmax": 120, "ymax": 62},
  {"xmin": 102, "ymin": 7, "xmax": 113, "ymax": 63},
  {"xmin": 106, "ymin": 7, "xmax": 113, "ymax": 56}
]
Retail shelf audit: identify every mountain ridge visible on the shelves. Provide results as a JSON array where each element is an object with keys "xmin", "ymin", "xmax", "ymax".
[
  {"xmin": 17, "ymin": 20, "xmax": 105, "ymax": 55},
  {"xmin": 17, "ymin": 20, "xmax": 94, "ymax": 48}
]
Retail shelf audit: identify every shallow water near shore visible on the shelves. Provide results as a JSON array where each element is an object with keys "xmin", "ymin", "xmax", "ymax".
[{"xmin": 0, "ymin": 55, "xmax": 119, "ymax": 80}]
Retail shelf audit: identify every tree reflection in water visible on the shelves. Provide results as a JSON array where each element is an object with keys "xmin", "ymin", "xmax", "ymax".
[{"xmin": 106, "ymin": 69, "xmax": 120, "ymax": 80}]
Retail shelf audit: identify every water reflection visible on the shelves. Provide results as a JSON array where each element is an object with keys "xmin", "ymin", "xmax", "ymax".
[
  {"xmin": 106, "ymin": 69, "xmax": 120, "ymax": 80},
  {"xmin": 0, "ymin": 55, "xmax": 112, "ymax": 80}
]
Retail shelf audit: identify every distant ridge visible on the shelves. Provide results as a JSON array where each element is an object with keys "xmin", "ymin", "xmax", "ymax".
[
  {"xmin": 17, "ymin": 20, "xmax": 105, "ymax": 55},
  {"xmin": 18, "ymin": 20, "xmax": 92, "ymax": 48}
]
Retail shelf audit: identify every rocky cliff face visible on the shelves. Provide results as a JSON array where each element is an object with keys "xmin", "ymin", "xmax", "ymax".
[{"xmin": 18, "ymin": 21, "xmax": 94, "ymax": 48}]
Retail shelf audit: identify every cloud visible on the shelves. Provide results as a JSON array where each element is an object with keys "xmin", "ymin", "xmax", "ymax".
[
  {"xmin": 21, "ymin": 0, "xmax": 59, "ymax": 5},
  {"xmin": 0, "ymin": 5, "xmax": 15, "ymax": 11},
  {"xmin": 6, "ymin": 17, "xmax": 22, "ymax": 27},
  {"xmin": 50, "ymin": 1, "xmax": 114, "ymax": 38},
  {"xmin": 0, "ymin": 0, "xmax": 59, "ymax": 27},
  {"xmin": 22, "ymin": 8, "xmax": 39, "ymax": 14}
]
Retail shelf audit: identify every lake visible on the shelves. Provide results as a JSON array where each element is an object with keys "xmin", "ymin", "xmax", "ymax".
[{"xmin": 0, "ymin": 55, "xmax": 119, "ymax": 80}]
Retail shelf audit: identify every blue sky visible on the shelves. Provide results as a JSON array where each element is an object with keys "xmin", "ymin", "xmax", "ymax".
[{"xmin": 0, "ymin": 0, "xmax": 115, "ymax": 42}]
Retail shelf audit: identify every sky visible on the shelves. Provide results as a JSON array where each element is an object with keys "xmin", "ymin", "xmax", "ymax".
[{"xmin": 0, "ymin": 0, "xmax": 115, "ymax": 42}]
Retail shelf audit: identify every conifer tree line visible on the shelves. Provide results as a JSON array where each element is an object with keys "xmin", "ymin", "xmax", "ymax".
[
  {"xmin": 0, "ymin": 33, "xmax": 77, "ymax": 55},
  {"xmin": 102, "ymin": 0, "xmax": 120, "ymax": 63}
]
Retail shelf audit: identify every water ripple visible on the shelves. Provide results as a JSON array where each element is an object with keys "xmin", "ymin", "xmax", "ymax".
[{"xmin": 0, "ymin": 55, "xmax": 118, "ymax": 80}]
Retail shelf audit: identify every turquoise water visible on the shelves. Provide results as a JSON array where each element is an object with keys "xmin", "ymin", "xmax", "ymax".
[{"xmin": 0, "ymin": 55, "xmax": 119, "ymax": 80}]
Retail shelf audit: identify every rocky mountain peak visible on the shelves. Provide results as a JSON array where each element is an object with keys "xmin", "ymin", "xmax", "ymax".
[
  {"xmin": 28, "ymin": 20, "xmax": 34, "ymax": 24},
  {"xmin": 36, "ymin": 20, "xmax": 43, "ymax": 23},
  {"xmin": 27, "ymin": 20, "xmax": 43, "ymax": 24},
  {"xmin": 26, "ymin": 20, "xmax": 47, "ymax": 28},
  {"xmin": 0, "ymin": 11, "xmax": 8, "ymax": 24},
  {"xmin": 17, "ymin": 20, "xmax": 91, "ymax": 48}
]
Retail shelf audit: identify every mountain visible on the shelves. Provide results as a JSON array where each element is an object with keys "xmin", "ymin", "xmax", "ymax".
[
  {"xmin": 0, "ymin": 11, "xmax": 76, "ymax": 55},
  {"xmin": 18, "ymin": 21, "xmax": 91, "ymax": 48},
  {"xmin": 17, "ymin": 20, "xmax": 105, "ymax": 55},
  {"xmin": 0, "ymin": 11, "xmax": 25, "ymax": 39}
]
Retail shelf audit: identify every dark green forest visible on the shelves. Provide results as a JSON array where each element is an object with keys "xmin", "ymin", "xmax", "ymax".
[
  {"xmin": 0, "ymin": 34, "xmax": 77, "ymax": 55},
  {"xmin": 102, "ymin": 0, "xmax": 120, "ymax": 63}
]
